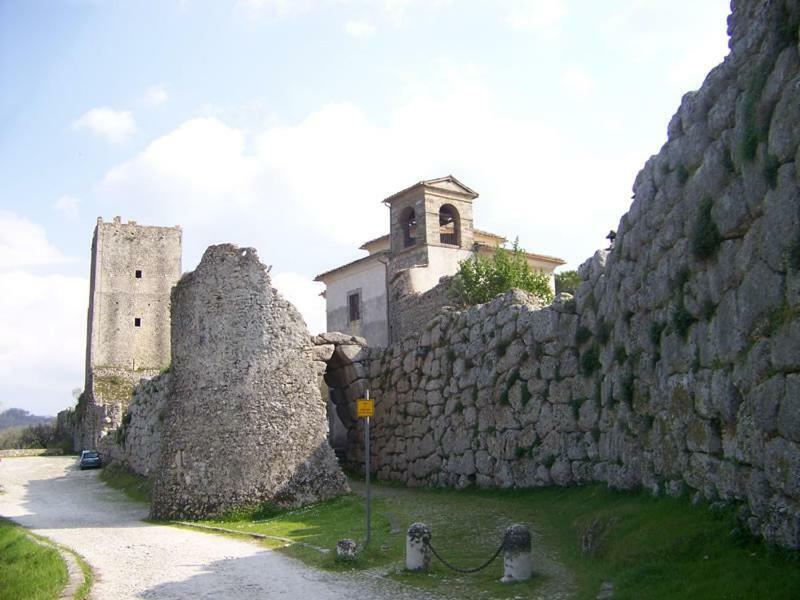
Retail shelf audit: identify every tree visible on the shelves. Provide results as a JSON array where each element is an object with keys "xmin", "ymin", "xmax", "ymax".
[
  {"xmin": 451, "ymin": 239, "xmax": 554, "ymax": 306},
  {"xmin": 555, "ymin": 270, "xmax": 581, "ymax": 295}
]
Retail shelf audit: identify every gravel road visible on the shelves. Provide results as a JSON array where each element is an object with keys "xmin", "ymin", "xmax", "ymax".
[{"xmin": 0, "ymin": 456, "xmax": 438, "ymax": 600}]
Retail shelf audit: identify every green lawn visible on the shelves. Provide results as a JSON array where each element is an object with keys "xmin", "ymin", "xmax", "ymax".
[
  {"xmin": 99, "ymin": 462, "xmax": 151, "ymax": 503},
  {"xmin": 99, "ymin": 465, "xmax": 800, "ymax": 599},
  {"xmin": 200, "ymin": 483, "xmax": 800, "ymax": 600},
  {"xmin": 0, "ymin": 518, "xmax": 68, "ymax": 600}
]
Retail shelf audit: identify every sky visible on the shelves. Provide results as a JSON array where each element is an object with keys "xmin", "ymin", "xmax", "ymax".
[{"xmin": 0, "ymin": 0, "xmax": 731, "ymax": 416}]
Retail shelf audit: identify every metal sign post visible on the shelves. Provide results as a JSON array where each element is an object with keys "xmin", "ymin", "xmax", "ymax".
[
  {"xmin": 365, "ymin": 389, "xmax": 371, "ymax": 547},
  {"xmin": 357, "ymin": 391, "xmax": 375, "ymax": 548}
]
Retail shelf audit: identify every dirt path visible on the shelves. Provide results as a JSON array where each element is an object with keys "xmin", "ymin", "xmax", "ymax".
[{"xmin": 0, "ymin": 457, "xmax": 439, "ymax": 600}]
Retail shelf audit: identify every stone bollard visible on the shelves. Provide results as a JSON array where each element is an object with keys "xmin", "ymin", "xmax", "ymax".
[
  {"xmin": 336, "ymin": 538, "xmax": 358, "ymax": 561},
  {"xmin": 501, "ymin": 524, "xmax": 533, "ymax": 583},
  {"xmin": 406, "ymin": 523, "xmax": 432, "ymax": 571}
]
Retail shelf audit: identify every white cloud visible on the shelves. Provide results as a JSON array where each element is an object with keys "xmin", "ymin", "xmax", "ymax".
[
  {"xmin": 560, "ymin": 67, "xmax": 594, "ymax": 94},
  {"xmin": 501, "ymin": 0, "xmax": 567, "ymax": 32},
  {"xmin": 272, "ymin": 272, "xmax": 326, "ymax": 334},
  {"xmin": 102, "ymin": 117, "xmax": 261, "ymax": 223},
  {"xmin": 0, "ymin": 211, "xmax": 68, "ymax": 269},
  {"xmin": 53, "ymin": 195, "xmax": 80, "ymax": 221},
  {"xmin": 668, "ymin": 33, "xmax": 729, "ymax": 89},
  {"xmin": 72, "ymin": 107, "xmax": 137, "ymax": 144},
  {"xmin": 0, "ymin": 270, "xmax": 88, "ymax": 415},
  {"xmin": 344, "ymin": 19, "xmax": 376, "ymax": 38},
  {"xmin": 142, "ymin": 84, "xmax": 169, "ymax": 108},
  {"xmin": 599, "ymin": 1, "xmax": 729, "ymax": 71},
  {"xmin": 97, "ymin": 64, "xmax": 641, "ymax": 330},
  {"xmin": 237, "ymin": 0, "xmax": 309, "ymax": 18}
]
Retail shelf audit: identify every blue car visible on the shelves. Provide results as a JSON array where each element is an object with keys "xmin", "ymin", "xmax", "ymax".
[{"xmin": 79, "ymin": 450, "xmax": 102, "ymax": 470}]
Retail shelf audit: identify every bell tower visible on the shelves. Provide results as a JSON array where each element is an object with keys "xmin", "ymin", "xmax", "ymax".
[{"xmin": 384, "ymin": 175, "xmax": 478, "ymax": 275}]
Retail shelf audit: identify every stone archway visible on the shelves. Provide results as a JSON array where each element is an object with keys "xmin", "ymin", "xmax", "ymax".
[{"xmin": 311, "ymin": 333, "xmax": 370, "ymax": 461}]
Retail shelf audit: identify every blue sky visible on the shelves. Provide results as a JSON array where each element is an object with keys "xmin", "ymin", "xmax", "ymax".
[{"xmin": 0, "ymin": 0, "xmax": 731, "ymax": 416}]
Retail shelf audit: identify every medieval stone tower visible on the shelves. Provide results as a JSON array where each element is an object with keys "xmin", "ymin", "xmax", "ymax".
[{"xmin": 80, "ymin": 217, "xmax": 181, "ymax": 448}]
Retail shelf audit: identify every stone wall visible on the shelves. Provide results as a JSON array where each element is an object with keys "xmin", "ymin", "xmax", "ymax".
[
  {"xmin": 150, "ymin": 245, "xmax": 348, "ymax": 519},
  {"xmin": 389, "ymin": 273, "xmax": 457, "ymax": 344},
  {"xmin": 116, "ymin": 373, "xmax": 171, "ymax": 477},
  {"xmin": 335, "ymin": 0, "xmax": 800, "ymax": 550}
]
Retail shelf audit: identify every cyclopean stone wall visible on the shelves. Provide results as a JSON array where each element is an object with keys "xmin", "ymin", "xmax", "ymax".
[
  {"xmin": 336, "ymin": 0, "xmax": 800, "ymax": 550},
  {"xmin": 150, "ymin": 245, "xmax": 348, "ymax": 519}
]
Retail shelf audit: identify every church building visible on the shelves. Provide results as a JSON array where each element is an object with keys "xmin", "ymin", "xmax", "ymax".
[{"xmin": 315, "ymin": 176, "xmax": 565, "ymax": 346}]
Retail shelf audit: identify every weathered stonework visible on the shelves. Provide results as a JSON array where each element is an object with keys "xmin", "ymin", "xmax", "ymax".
[
  {"xmin": 78, "ymin": 217, "xmax": 181, "ymax": 449},
  {"xmin": 388, "ymin": 273, "xmax": 458, "ymax": 344},
  {"xmin": 116, "ymin": 373, "xmax": 171, "ymax": 477},
  {"xmin": 150, "ymin": 245, "xmax": 348, "ymax": 519},
  {"xmin": 331, "ymin": 0, "xmax": 800, "ymax": 550}
]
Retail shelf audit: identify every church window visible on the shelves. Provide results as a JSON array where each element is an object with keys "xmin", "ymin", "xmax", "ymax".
[
  {"xmin": 135, "ymin": 269, "xmax": 142, "ymax": 278},
  {"xmin": 134, "ymin": 317, "xmax": 141, "ymax": 327},
  {"xmin": 401, "ymin": 207, "xmax": 417, "ymax": 248},
  {"xmin": 348, "ymin": 292, "xmax": 361, "ymax": 322},
  {"xmin": 439, "ymin": 204, "xmax": 460, "ymax": 245}
]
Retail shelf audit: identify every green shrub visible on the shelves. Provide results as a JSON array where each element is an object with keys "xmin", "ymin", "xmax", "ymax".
[
  {"xmin": 649, "ymin": 321, "xmax": 667, "ymax": 347},
  {"xmin": 555, "ymin": 270, "xmax": 581, "ymax": 295},
  {"xmin": 580, "ymin": 345, "xmax": 601, "ymax": 376},
  {"xmin": 576, "ymin": 326, "xmax": 593, "ymax": 346},
  {"xmin": 739, "ymin": 63, "xmax": 770, "ymax": 162},
  {"xmin": 691, "ymin": 198, "xmax": 723, "ymax": 260},
  {"xmin": 702, "ymin": 299, "xmax": 717, "ymax": 320},
  {"xmin": 614, "ymin": 345, "xmax": 628, "ymax": 364},
  {"xmin": 521, "ymin": 384, "xmax": 532, "ymax": 406},
  {"xmin": 451, "ymin": 238, "xmax": 554, "ymax": 306},
  {"xmin": 672, "ymin": 302, "xmax": 697, "ymax": 339}
]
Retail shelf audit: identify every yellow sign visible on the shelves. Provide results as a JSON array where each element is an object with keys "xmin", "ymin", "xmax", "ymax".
[{"xmin": 357, "ymin": 399, "xmax": 374, "ymax": 418}]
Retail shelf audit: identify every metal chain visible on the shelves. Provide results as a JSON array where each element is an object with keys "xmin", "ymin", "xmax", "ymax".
[{"xmin": 425, "ymin": 538, "xmax": 505, "ymax": 574}]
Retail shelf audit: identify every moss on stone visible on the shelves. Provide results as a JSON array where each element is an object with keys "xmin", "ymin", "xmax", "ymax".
[
  {"xmin": 580, "ymin": 345, "xmax": 601, "ymax": 376},
  {"xmin": 763, "ymin": 153, "xmax": 781, "ymax": 189},
  {"xmin": 691, "ymin": 198, "xmax": 723, "ymax": 260},
  {"xmin": 93, "ymin": 375, "xmax": 135, "ymax": 405}
]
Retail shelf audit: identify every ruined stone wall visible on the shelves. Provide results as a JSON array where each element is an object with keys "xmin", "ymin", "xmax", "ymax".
[
  {"xmin": 112, "ymin": 373, "xmax": 171, "ymax": 477},
  {"xmin": 389, "ymin": 274, "xmax": 457, "ymax": 344},
  {"xmin": 337, "ymin": 0, "xmax": 800, "ymax": 550},
  {"xmin": 150, "ymin": 245, "xmax": 348, "ymax": 519}
]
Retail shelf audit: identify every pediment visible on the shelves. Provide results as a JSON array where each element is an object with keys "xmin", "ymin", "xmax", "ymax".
[{"xmin": 423, "ymin": 175, "xmax": 479, "ymax": 199}]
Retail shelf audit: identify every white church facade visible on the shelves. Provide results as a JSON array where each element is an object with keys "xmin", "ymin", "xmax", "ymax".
[{"xmin": 315, "ymin": 176, "xmax": 565, "ymax": 346}]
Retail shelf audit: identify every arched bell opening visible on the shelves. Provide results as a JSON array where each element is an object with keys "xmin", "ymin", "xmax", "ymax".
[{"xmin": 439, "ymin": 204, "xmax": 460, "ymax": 246}]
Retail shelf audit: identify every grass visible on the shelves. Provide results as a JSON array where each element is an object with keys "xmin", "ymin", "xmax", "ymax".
[
  {"xmin": 99, "ymin": 462, "xmax": 151, "ymax": 503},
  {"xmin": 191, "ymin": 482, "xmax": 800, "ymax": 600},
  {"xmin": 0, "ymin": 517, "xmax": 68, "ymax": 600},
  {"xmin": 98, "ymin": 467, "xmax": 800, "ymax": 599}
]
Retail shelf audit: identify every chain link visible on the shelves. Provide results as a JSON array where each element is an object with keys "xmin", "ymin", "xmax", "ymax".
[{"xmin": 425, "ymin": 538, "xmax": 505, "ymax": 574}]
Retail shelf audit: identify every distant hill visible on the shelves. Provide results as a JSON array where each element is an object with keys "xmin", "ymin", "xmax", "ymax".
[{"xmin": 0, "ymin": 408, "xmax": 54, "ymax": 431}]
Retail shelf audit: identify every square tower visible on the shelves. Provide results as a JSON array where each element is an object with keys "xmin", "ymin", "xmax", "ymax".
[{"xmin": 81, "ymin": 216, "xmax": 182, "ymax": 447}]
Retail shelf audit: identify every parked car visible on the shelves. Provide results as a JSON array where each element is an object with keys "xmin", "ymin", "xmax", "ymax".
[{"xmin": 79, "ymin": 450, "xmax": 102, "ymax": 470}]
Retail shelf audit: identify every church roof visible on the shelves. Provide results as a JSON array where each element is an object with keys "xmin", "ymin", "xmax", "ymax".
[
  {"xmin": 381, "ymin": 175, "xmax": 479, "ymax": 205},
  {"xmin": 314, "ymin": 250, "xmax": 389, "ymax": 283}
]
